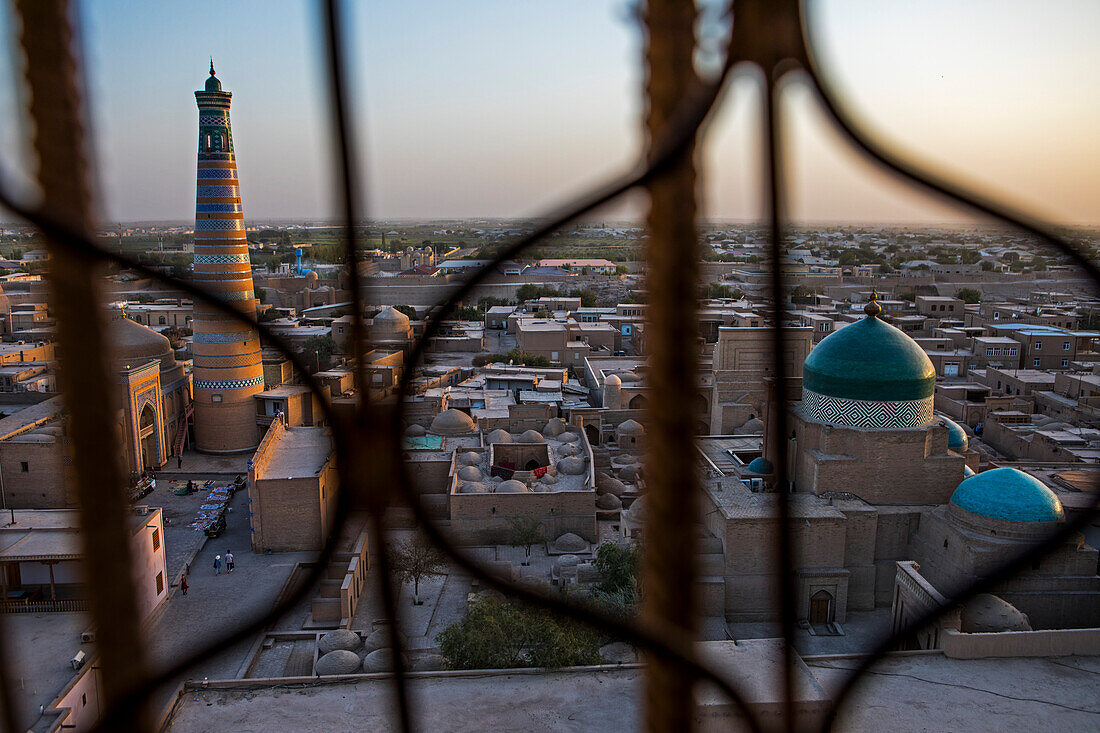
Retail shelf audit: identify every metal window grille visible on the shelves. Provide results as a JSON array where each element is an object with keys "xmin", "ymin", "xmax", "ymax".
[{"xmin": 0, "ymin": 1, "xmax": 1098, "ymax": 732}]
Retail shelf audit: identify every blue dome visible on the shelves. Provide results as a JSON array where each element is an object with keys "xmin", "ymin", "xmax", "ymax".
[
  {"xmin": 950, "ymin": 468, "xmax": 1063, "ymax": 523},
  {"xmin": 803, "ymin": 315, "xmax": 935, "ymax": 402},
  {"xmin": 939, "ymin": 415, "xmax": 968, "ymax": 451},
  {"xmin": 745, "ymin": 457, "xmax": 773, "ymax": 474}
]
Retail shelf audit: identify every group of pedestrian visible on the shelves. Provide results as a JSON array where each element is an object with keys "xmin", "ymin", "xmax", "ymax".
[
  {"xmin": 179, "ymin": 549, "xmax": 236, "ymax": 598},
  {"xmin": 213, "ymin": 549, "xmax": 235, "ymax": 575}
]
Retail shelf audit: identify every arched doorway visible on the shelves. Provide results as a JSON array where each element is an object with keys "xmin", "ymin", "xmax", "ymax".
[
  {"xmin": 138, "ymin": 403, "xmax": 158, "ymax": 470},
  {"xmin": 628, "ymin": 394, "xmax": 648, "ymax": 410},
  {"xmin": 584, "ymin": 423, "xmax": 600, "ymax": 447},
  {"xmin": 809, "ymin": 589, "xmax": 833, "ymax": 625}
]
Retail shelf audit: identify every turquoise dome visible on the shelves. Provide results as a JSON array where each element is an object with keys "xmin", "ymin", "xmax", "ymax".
[
  {"xmin": 950, "ymin": 468, "xmax": 1064, "ymax": 523},
  {"xmin": 745, "ymin": 457, "xmax": 773, "ymax": 474},
  {"xmin": 803, "ymin": 315, "xmax": 935, "ymax": 402},
  {"xmin": 939, "ymin": 415, "xmax": 968, "ymax": 451}
]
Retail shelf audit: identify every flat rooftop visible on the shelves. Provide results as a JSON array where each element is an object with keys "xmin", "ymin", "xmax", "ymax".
[
  {"xmin": 6, "ymin": 612, "xmax": 90, "ymax": 731},
  {"xmin": 165, "ymin": 649, "xmax": 1100, "ymax": 732},
  {"xmin": 255, "ymin": 385, "xmax": 311, "ymax": 399},
  {"xmin": 0, "ymin": 395, "xmax": 64, "ymax": 440},
  {"xmin": 705, "ymin": 481, "xmax": 847, "ymax": 520},
  {"xmin": 0, "ymin": 509, "xmax": 156, "ymax": 561},
  {"xmin": 257, "ymin": 427, "xmax": 332, "ymax": 479}
]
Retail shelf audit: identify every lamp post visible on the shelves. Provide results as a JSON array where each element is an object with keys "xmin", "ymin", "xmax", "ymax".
[{"xmin": 0, "ymin": 459, "xmax": 12, "ymax": 525}]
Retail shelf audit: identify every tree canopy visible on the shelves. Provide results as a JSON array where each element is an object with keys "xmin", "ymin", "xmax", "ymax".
[
  {"xmin": 437, "ymin": 596, "xmax": 602, "ymax": 670},
  {"xmin": 388, "ymin": 535, "xmax": 446, "ymax": 605},
  {"xmin": 955, "ymin": 288, "xmax": 982, "ymax": 304}
]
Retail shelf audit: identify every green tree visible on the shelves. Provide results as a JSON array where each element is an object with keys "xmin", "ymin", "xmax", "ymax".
[
  {"xmin": 593, "ymin": 542, "xmax": 639, "ymax": 597},
  {"xmin": 437, "ymin": 596, "xmax": 602, "ymax": 670},
  {"xmin": 505, "ymin": 348, "xmax": 551, "ymax": 367},
  {"xmin": 516, "ymin": 283, "xmax": 546, "ymax": 301},
  {"xmin": 790, "ymin": 284, "xmax": 816, "ymax": 302},
  {"xmin": 478, "ymin": 296, "xmax": 511, "ymax": 309},
  {"xmin": 302, "ymin": 334, "xmax": 338, "ymax": 370},
  {"xmin": 615, "ymin": 264, "xmax": 630, "ymax": 276},
  {"xmin": 567, "ymin": 288, "xmax": 598, "ymax": 307},
  {"xmin": 388, "ymin": 535, "xmax": 446, "ymax": 606},
  {"xmin": 955, "ymin": 288, "xmax": 982, "ymax": 304},
  {"xmin": 507, "ymin": 517, "xmax": 545, "ymax": 566},
  {"xmin": 394, "ymin": 304, "xmax": 417, "ymax": 319},
  {"xmin": 453, "ymin": 306, "xmax": 484, "ymax": 321},
  {"xmin": 472, "ymin": 353, "xmax": 510, "ymax": 367}
]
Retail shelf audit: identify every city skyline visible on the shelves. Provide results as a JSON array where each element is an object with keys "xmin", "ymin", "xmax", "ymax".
[{"xmin": 0, "ymin": 0, "xmax": 1098, "ymax": 225}]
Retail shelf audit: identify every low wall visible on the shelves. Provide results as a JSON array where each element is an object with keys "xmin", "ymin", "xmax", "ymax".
[
  {"xmin": 340, "ymin": 530, "xmax": 370, "ymax": 623},
  {"xmin": 942, "ymin": 627, "xmax": 1100, "ymax": 659}
]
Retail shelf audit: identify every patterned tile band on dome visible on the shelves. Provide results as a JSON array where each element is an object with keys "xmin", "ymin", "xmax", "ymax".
[
  {"xmin": 195, "ymin": 253, "xmax": 251, "ymax": 264},
  {"xmin": 801, "ymin": 388, "xmax": 933, "ymax": 429},
  {"xmin": 195, "ymin": 219, "xmax": 245, "ymax": 231},
  {"xmin": 195, "ymin": 375, "xmax": 264, "ymax": 391},
  {"xmin": 196, "ymin": 185, "xmax": 238, "ymax": 197}
]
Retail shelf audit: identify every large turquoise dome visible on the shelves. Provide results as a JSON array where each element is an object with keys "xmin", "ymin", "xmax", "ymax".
[
  {"xmin": 803, "ymin": 317, "xmax": 935, "ymax": 402},
  {"xmin": 801, "ymin": 297, "xmax": 936, "ymax": 429},
  {"xmin": 950, "ymin": 468, "xmax": 1064, "ymax": 523}
]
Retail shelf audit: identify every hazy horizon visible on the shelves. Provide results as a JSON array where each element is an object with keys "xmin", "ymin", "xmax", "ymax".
[{"xmin": 1, "ymin": 0, "xmax": 1098, "ymax": 227}]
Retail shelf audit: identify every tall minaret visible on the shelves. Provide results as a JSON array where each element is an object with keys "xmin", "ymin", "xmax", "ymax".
[{"xmin": 191, "ymin": 62, "xmax": 264, "ymax": 453}]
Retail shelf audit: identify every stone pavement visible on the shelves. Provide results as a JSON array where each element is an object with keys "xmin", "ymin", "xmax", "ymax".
[
  {"xmin": 157, "ymin": 448, "xmax": 250, "ymax": 478},
  {"xmin": 146, "ymin": 474, "xmax": 240, "ymax": 581},
  {"xmin": 146, "ymin": 488, "xmax": 314, "ymax": 719},
  {"xmin": 727, "ymin": 608, "xmax": 894, "ymax": 657}
]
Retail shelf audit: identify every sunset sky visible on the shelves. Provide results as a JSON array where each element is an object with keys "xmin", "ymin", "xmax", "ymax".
[{"xmin": 1, "ymin": 0, "xmax": 1097, "ymax": 225}]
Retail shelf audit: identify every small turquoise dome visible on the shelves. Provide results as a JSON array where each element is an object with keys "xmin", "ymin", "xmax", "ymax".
[
  {"xmin": 963, "ymin": 465, "xmax": 976, "ymax": 478},
  {"xmin": 745, "ymin": 457, "xmax": 773, "ymax": 474},
  {"xmin": 939, "ymin": 416, "xmax": 968, "ymax": 451},
  {"xmin": 803, "ymin": 315, "xmax": 935, "ymax": 402},
  {"xmin": 950, "ymin": 468, "xmax": 1063, "ymax": 523}
]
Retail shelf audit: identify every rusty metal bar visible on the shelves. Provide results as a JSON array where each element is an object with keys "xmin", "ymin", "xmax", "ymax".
[
  {"xmin": 13, "ymin": 0, "xmax": 148, "ymax": 730},
  {"xmin": 640, "ymin": 0, "xmax": 703, "ymax": 729},
  {"xmin": 762, "ymin": 73, "xmax": 797, "ymax": 733}
]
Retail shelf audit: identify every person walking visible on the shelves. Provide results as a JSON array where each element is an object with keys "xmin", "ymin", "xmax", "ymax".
[
  {"xmin": 177, "ymin": 454, "xmax": 183, "ymax": 469},
  {"xmin": 180, "ymin": 575, "xmax": 189, "ymax": 596},
  {"xmin": 225, "ymin": 549, "xmax": 235, "ymax": 573},
  {"xmin": 213, "ymin": 555, "xmax": 221, "ymax": 575}
]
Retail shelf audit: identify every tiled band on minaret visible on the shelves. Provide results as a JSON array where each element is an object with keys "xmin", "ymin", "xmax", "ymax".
[{"xmin": 191, "ymin": 63, "xmax": 264, "ymax": 452}]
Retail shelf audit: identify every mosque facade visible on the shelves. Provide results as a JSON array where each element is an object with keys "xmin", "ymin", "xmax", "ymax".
[
  {"xmin": 701, "ymin": 293, "xmax": 1099, "ymax": 630},
  {"xmin": 190, "ymin": 63, "xmax": 265, "ymax": 453}
]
